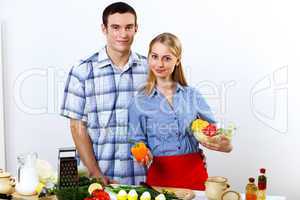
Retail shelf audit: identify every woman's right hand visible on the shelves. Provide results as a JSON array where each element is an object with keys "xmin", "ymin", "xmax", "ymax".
[
  {"xmin": 138, "ymin": 149, "xmax": 153, "ymax": 167},
  {"xmin": 131, "ymin": 142, "xmax": 153, "ymax": 167}
]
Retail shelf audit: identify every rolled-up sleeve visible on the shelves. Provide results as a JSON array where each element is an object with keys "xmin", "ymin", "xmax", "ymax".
[
  {"xmin": 193, "ymin": 89, "xmax": 216, "ymax": 124},
  {"xmin": 60, "ymin": 66, "xmax": 87, "ymax": 122}
]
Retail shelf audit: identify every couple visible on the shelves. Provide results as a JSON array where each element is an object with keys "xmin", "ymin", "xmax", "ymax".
[{"xmin": 60, "ymin": 2, "xmax": 232, "ymax": 190}]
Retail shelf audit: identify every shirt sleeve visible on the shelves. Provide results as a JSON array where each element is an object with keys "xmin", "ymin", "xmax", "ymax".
[
  {"xmin": 60, "ymin": 66, "xmax": 87, "ymax": 122},
  {"xmin": 193, "ymin": 88, "xmax": 217, "ymax": 124},
  {"xmin": 127, "ymin": 96, "xmax": 147, "ymax": 146}
]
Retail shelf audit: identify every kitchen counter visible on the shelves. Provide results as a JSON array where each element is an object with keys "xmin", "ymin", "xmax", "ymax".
[
  {"xmin": 193, "ymin": 191, "xmax": 286, "ymax": 200},
  {"xmin": 8, "ymin": 192, "xmax": 286, "ymax": 200},
  {"xmin": 8, "ymin": 190, "xmax": 286, "ymax": 200}
]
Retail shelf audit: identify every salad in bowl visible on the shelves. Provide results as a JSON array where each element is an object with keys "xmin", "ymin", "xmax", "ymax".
[{"xmin": 191, "ymin": 119, "xmax": 236, "ymax": 144}]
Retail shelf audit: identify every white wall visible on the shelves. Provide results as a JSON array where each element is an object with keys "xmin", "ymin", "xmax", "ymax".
[
  {"xmin": 0, "ymin": 22, "xmax": 6, "ymax": 169},
  {"xmin": 1, "ymin": 0, "xmax": 300, "ymax": 199}
]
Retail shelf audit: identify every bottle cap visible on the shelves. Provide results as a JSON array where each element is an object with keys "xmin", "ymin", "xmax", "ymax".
[
  {"xmin": 248, "ymin": 177, "xmax": 255, "ymax": 182},
  {"xmin": 260, "ymin": 168, "xmax": 266, "ymax": 173}
]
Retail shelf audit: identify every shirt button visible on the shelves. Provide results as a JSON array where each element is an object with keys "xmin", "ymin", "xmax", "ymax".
[
  {"xmin": 178, "ymin": 146, "xmax": 181, "ymax": 150},
  {"xmin": 174, "ymin": 116, "xmax": 178, "ymax": 120}
]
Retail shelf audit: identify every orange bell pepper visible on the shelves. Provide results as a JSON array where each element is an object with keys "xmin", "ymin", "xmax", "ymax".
[{"xmin": 131, "ymin": 142, "xmax": 148, "ymax": 162}]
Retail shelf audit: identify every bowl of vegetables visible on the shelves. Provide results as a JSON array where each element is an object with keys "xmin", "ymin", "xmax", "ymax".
[{"xmin": 191, "ymin": 119, "xmax": 236, "ymax": 144}]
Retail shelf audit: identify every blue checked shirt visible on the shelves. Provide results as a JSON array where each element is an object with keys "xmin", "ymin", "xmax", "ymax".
[
  {"xmin": 60, "ymin": 46, "xmax": 148, "ymax": 185},
  {"xmin": 128, "ymin": 84, "xmax": 216, "ymax": 157}
]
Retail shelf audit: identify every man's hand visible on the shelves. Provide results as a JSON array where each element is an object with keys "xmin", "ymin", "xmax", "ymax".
[
  {"xmin": 99, "ymin": 176, "xmax": 119, "ymax": 185},
  {"xmin": 105, "ymin": 177, "xmax": 119, "ymax": 184},
  {"xmin": 200, "ymin": 135, "xmax": 233, "ymax": 153}
]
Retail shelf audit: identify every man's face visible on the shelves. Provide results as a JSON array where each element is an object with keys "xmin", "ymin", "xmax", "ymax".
[{"xmin": 102, "ymin": 13, "xmax": 137, "ymax": 54}]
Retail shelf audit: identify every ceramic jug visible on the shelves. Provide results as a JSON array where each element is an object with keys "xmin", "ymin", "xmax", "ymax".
[
  {"xmin": 205, "ymin": 176, "xmax": 230, "ymax": 200},
  {"xmin": 0, "ymin": 169, "xmax": 15, "ymax": 194},
  {"xmin": 15, "ymin": 152, "xmax": 39, "ymax": 195}
]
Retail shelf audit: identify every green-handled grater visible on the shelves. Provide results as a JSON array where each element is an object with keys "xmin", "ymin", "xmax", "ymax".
[{"xmin": 58, "ymin": 147, "xmax": 79, "ymax": 189}]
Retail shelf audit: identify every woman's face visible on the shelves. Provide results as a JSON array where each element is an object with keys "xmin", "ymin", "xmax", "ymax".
[{"xmin": 148, "ymin": 42, "xmax": 178, "ymax": 80}]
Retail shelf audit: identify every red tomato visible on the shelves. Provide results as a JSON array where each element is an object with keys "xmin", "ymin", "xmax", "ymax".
[
  {"xmin": 92, "ymin": 189, "xmax": 110, "ymax": 200},
  {"xmin": 202, "ymin": 124, "xmax": 217, "ymax": 137},
  {"xmin": 92, "ymin": 189, "xmax": 104, "ymax": 197}
]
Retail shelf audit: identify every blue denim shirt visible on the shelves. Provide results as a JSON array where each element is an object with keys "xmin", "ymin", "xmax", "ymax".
[{"xmin": 128, "ymin": 84, "xmax": 216, "ymax": 156}]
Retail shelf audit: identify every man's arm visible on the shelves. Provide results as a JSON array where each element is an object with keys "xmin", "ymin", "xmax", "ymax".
[{"xmin": 70, "ymin": 119, "xmax": 108, "ymax": 183}]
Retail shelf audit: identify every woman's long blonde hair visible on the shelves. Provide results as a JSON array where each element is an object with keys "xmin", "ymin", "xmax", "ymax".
[{"xmin": 144, "ymin": 32, "xmax": 188, "ymax": 95}]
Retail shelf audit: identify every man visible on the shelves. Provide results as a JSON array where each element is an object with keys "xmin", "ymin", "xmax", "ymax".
[{"xmin": 60, "ymin": 2, "xmax": 148, "ymax": 185}]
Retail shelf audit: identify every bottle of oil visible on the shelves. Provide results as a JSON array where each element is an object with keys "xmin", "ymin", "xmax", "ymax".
[
  {"xmin": 246, "ymin": 177, "xmax": 258, "ymax": 200},
  {"xmin": 257, "ymin": 168, "xmax": 267, "ymax": 200}
]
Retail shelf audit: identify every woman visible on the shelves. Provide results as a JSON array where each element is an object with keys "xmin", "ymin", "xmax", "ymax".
[{"xmin": 128, "ymin": 33, "xmax": 232, "ymax": 190}]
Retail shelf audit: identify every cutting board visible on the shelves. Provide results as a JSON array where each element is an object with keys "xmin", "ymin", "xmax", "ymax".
[
  {"xmin": 12, "ymin": 193, "xmax": 56, "ymax": 200},
  {"xmin": 153, "ymin": 186, "xmax": 195, "ymax": 200}
]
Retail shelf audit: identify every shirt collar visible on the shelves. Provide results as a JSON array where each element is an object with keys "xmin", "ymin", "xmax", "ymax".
[
  {"xmin": 96, "ymin": 46, "xmax": 141, "ymax": 68},
  {"xmin": 149, "ymin": 83, "xmax": 185, "ymax": 98},
  {"xmin": 176, "ymin": 83, "xmax": 184, "ymax": 92}
]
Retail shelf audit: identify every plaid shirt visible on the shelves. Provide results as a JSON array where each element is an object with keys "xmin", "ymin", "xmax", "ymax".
[{"xmin": 60, "ymin": 47, "xmax": 148, "ymax": 185}]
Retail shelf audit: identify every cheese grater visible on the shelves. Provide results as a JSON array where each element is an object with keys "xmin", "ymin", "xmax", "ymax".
[{"xmin": 58, "ymin": 147, "xmax": 78, "ymax": 189}]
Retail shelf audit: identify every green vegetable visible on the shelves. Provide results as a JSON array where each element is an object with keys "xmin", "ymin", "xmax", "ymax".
[
  {"xmin": 55, "ymin": 186, "xmax": 89, "ymax": 200},
  {"xmin": 54, "ymin": 176, "xmax": 103, "ymax": 200},
  {"xmin": 106, "ymin": 185, "xmax": 181, "ymax": 200}
]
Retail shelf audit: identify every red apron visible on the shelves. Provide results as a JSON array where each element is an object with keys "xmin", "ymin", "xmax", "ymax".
[{"xmin": 146, "ymin": 152, "xmax": 208, "ymax": 190}]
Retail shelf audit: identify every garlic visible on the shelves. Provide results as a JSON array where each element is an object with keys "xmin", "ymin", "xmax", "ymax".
[
  {"xmin": 128, "ymin": 189, "xmax": 138, "ymax": 200},
  {"xmin": 140, "ymin": 191, "xmax": 151, "ymax": 200},
  {"xmin": 155, "ymin": 194, "xmax": 166, "ymax": 200},
  {"xmin": 117, "ymin": 189, "xmax": 128, "ymax": 200}
]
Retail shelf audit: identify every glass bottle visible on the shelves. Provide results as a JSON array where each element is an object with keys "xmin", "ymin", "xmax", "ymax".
[
  {"xmin": 257, "ymin": 168, "xmax": 267, "ymax": 200},
  {"xmin": 246, "ymin": 177, "xmax": 258, "ymax": 200}
]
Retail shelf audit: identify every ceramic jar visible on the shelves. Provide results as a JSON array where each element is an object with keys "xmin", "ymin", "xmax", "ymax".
[
  {"xmin": 0, "ymin": 169, "xmax": 15, "ymax": 194},
  {"xmin": 205, "ymin": 176, "xmax": 230, "ymax": 200}
]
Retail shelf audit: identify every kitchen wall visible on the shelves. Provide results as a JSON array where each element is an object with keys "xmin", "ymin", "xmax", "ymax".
[
  {"xmin": 1, "ymin": 0, "xmax": 299, "ymax": 199},
  {"xmin": 0, "ymin": 22, "xmax": 5, "ymax": 168}
]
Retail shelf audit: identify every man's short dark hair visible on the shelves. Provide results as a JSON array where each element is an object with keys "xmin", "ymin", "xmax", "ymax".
[{"xmin": 102, "ymin": 2, "xmax": 137, "ymax": 27}]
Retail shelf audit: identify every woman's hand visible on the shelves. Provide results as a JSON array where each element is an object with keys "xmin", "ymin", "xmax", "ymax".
[
  {"xmin": 200, "ymin": 135, "xmax": 233, "ymax": 153},
  {"xmin": 137, "ymin": 149, "xmax": 153, "ymax": 167}
]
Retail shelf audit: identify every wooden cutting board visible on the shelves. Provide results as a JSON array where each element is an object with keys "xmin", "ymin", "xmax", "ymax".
[
  {"xmin": 153, "ymin": 186, "xmax": 195, "ymax": 200},
  {"xmin": 12, "ymin": 193, "xmax": 56, "ymax": 200}
]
